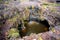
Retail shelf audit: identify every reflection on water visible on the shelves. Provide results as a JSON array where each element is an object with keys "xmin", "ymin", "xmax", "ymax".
[{"xmin": 24, "ymin": 21, "xmax": 49, "ymax": 36}]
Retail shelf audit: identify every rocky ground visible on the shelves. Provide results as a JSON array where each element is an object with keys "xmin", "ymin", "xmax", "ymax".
[{"xmin": 0, "ymin": 0, "xmax": 60, "ymax": 40}]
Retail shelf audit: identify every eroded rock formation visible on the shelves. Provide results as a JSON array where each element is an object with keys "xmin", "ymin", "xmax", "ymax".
[{"xmin": 0, "ymin": 0, "xmax": 60, "ymax": 40}]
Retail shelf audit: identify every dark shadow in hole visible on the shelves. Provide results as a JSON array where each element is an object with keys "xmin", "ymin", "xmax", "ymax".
[
  {"xmin": 29, "ymin": 18, "xmax": 50, "ymax": 30},
  {"xmin": 17, "ymin": 18, "xmax": 50, "ymax": 37},
  {"xmin": 14, "ymin": 0, "xmax": 16, "ymax": 1},
  {"xmin": 56, "ymin": 1, "xmax": 60, "ymax": 3}
]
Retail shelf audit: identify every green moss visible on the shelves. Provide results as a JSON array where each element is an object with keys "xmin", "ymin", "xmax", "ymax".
[
  {"xmin": 0, "ymin": 0, "xmax": 2, "ymax": 2},
  {"xmin": 43, "ymin": 3, "xmax": 49, "ymax": 5},
  {"xmin": 55, "ymin": 3, "xmax": 60, "ymax": 6},
  {"xmin": 43, "ymin": 2, "xmax": 60, "ymax": 6},
  {"xmin": 8, "ymin": 28, "xmax": 19, "ymax": 37},
  {"xmin": 0, "ymin": 0, "xmax": 2, "ymax": 1}
]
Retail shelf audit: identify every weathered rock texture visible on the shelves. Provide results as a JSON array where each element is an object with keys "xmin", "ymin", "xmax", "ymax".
[{"xmin": 0, "ymin": 0, "xmax": 60, "ymax": 40}]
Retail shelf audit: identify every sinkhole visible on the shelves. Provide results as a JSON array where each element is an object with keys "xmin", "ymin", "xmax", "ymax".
[{"xmin": 18, "ymin": 19, "xmax": 50, "ymax": 37}]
